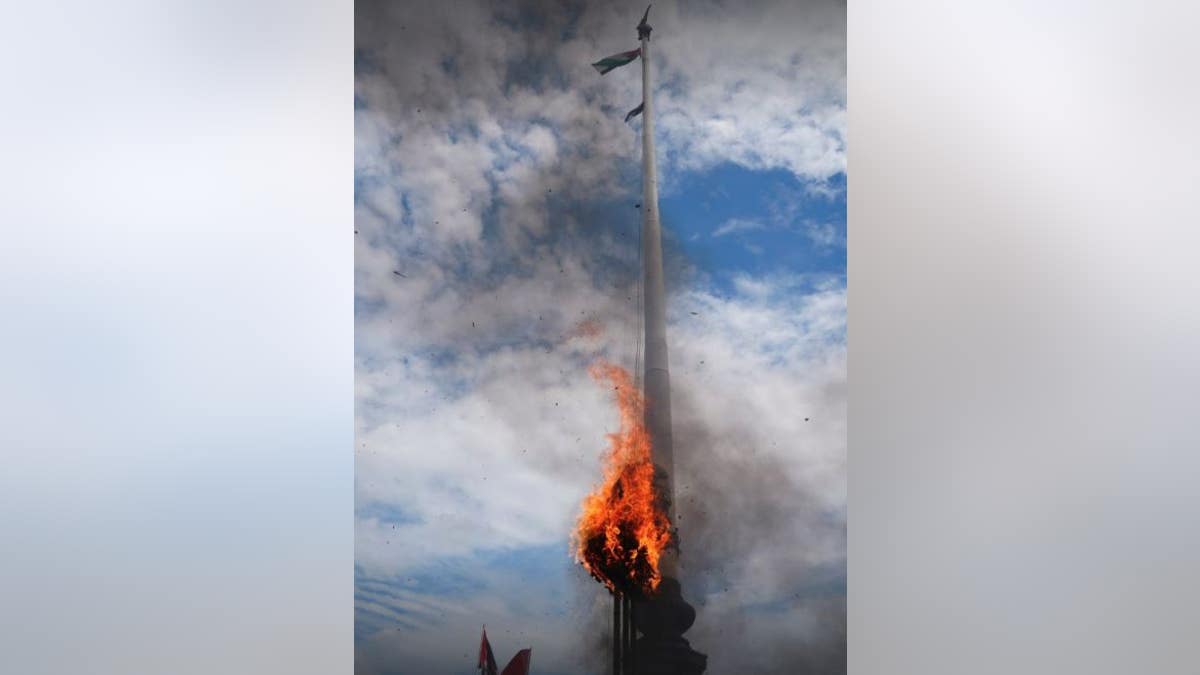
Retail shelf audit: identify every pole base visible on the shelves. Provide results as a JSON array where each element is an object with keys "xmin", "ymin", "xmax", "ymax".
[
  {"xmin": 631, "ymin": 577, "xmax": 707, "ymax": 674},
  {"xmin": 632, "ymin": 635, "xmax": 707, "ymax": 675}
]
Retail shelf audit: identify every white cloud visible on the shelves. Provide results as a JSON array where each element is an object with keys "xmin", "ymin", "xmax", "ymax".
[
  {"xmin": 651, "ymin": 2, "xmax": 846, "ymax": 182},
  {"xmin": 712, "ymin": 180, "xmax": 848, "ymax": 251},
  {"xmin": 804, "ymin": 219, "xmax": 843, "ymax": 248},
  {"xmin": 712, "ymin": 217, "xmax": 766, "ymax": 237}
]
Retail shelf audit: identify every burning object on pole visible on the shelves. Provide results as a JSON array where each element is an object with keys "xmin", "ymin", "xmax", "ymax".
[
  {"xmin": 575, "ymin": 362, "xmax": 664, "ymax": 674},
  {"xmin": 574, "ymin": 362, "xmax": 673, "ymax": 598}
]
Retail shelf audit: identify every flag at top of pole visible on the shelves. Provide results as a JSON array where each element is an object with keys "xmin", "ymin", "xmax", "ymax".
[
  {"xmin": 591, "ymin": 48, "xmax": 640, "ymax": 75},
  {"xmin": 590, "ymin": 5, "xmax": 651, "ymax": 76}
]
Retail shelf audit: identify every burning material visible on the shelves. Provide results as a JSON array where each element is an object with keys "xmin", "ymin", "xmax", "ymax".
[{"xmin": 574, "ymin": 361, "xmax": 672, "ymax": 596}]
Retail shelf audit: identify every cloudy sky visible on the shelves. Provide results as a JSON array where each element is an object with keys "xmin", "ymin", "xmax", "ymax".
[{"xmin": 354, "ymin": 1, "xmax": 845, "ymax": 673}]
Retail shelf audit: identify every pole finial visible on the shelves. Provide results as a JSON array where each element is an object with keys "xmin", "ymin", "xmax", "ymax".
[{"xmin": 637, "ymin": 5, "xmax": 652, "ymax": 39}]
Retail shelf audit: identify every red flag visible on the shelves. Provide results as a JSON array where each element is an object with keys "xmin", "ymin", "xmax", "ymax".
[
  {"xmin": 500, "ymin": 648, "xmax": 532, "ymax": 675},
  {"xmin": 477, "ymin": 627, "xmax": 499, "ymax": 675}
]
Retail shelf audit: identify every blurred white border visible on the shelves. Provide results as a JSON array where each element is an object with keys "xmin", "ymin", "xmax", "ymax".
[
  {"xmin": 0, "ymin": 2, "xmax": 352, "ymax": 673},
  {"xmin": 850, "ymin": 2, "xmax": 1200, "ymax": 674}
]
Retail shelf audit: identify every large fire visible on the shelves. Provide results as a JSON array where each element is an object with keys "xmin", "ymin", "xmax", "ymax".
[{"xmin": 574, "ymin": 361, "xmax": 672, "ymax": 596}]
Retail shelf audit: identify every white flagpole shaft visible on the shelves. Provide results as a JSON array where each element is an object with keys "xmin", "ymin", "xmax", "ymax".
[{"xmin": 639, "ymin": 27, "xmax": 678, "ymax": 577}]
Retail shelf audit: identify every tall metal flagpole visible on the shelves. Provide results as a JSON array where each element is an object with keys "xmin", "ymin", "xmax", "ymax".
[
  {"xmin": 639, "ymin": 6, "xmax": 675, "ymax": 545},
  {"xmin": 632, "ymin": 7, "xmax": 707, "ymax": 675}
]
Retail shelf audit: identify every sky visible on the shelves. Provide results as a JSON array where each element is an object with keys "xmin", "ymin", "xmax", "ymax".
[{"xmin": 354, "ymin": 1, "xmax": 846, "ymax": 673}]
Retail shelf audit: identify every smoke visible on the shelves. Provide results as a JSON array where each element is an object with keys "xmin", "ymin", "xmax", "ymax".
[
  {"xmin": 673, "ymin": 382, "xmax": 847, "ymax": 674},
  {"xmin": 568, "ymin": 565, "xmax": 621, "ymax": 672}
]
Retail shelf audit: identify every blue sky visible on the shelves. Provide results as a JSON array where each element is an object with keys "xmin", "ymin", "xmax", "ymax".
[
  {"xmin": 354, "ymin": 2, "xmax": 846, "ymax": 673},
  {"xmin": 663, "ymin": 163, "xmax": 846, "ymax": 288}
]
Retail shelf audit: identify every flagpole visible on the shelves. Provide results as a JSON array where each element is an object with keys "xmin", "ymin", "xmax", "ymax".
[
  {"xmin": 632, "ymin": 7, "xmax": 706, "ymax": 674},
  {"xmin": 613, "ymin": 593, "xmax": 621, "ymax": 675},
  {"xmin": 638, "ymin": 3, "xmax": 676, "ymax": 576},
  {"xmin": 587, "ymin": 9, "xmax": 705, "ymax": 673}
]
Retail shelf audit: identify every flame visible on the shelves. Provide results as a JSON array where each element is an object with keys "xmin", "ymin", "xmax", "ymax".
[{"xmin": 573, "ymin": 361, "xmax": 672, "ymax": 595}]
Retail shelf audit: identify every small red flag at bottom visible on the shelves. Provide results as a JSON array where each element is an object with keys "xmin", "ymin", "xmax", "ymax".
[
  {"xmin": 477, "ymin": 627, "xmax": 499, "ymax": 675},
  {"xmin": 501, "ymin": 648, "xmax": 532, "ymax": 675}
]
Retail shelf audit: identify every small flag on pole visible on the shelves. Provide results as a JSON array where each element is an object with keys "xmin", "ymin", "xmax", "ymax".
[
  {"xmin": 624, "ymin": 102, "xmax": 644, "ymax": 123},
  {"xmin": 500, "ymin": 648, "xmax": 532, "ymax": 675},
  {"xmin": 591, "ymin": 48, "xmax": 640, "ymax": 75},
  {"xmin": 477, "ymin": 626, "xmax": 499, "ymax": 675}
]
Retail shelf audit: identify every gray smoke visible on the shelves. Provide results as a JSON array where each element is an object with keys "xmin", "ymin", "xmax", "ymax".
[{"xmin": 672, "ymin": 382, "xmax": 846, "ymax": 674}]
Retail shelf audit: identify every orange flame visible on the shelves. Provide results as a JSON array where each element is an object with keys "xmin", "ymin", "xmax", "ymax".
[{"xmin": 573, "ymin": 361, "xmax": 672, "ymax": 595}]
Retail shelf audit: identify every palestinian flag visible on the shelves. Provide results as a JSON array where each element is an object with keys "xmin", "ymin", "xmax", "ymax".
[
  {"xmin": 624, "ymin": 102, "xmax": 644, "ymax": 123},
  {"xmin": 477, "ymin": 627, "xmax": 499, "ymax": 675},
  {"xmin": 592, "ymin": 48, "xmax": 640, "ymax": 75}
]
